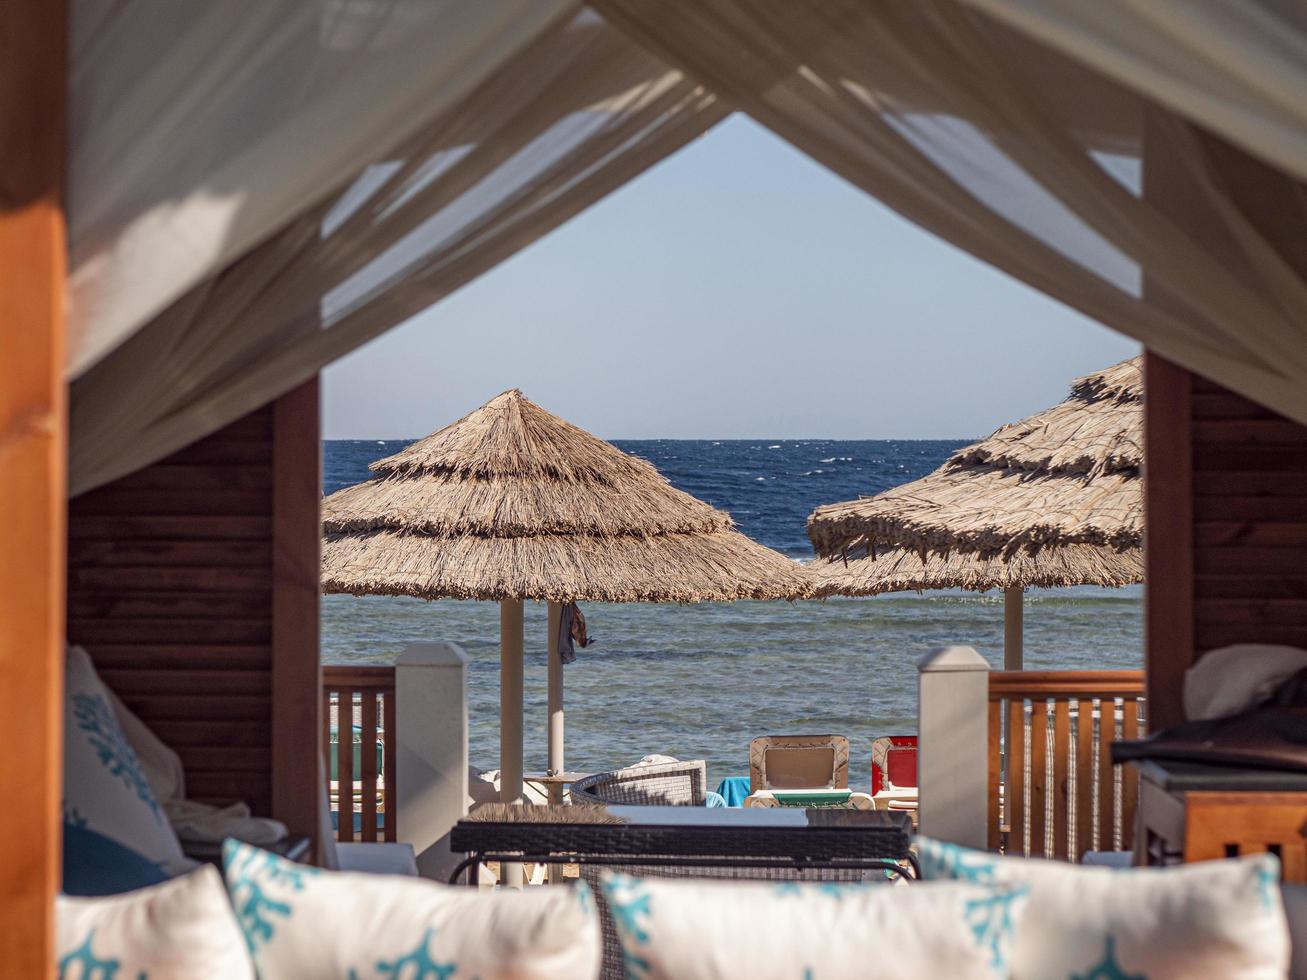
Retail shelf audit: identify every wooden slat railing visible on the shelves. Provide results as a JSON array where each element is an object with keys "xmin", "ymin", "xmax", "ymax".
[
  {"xmin": 988, "ymin": 670, "xmax": 1145, "ymax": 861},
  {"xmin": 323, "ymin": 665, "xmax": 396, "ymax": 844}
]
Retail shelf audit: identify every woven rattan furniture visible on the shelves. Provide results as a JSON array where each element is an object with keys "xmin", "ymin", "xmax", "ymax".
[
  {"xmin": 451, "ymin": 803, "xmax": 916, "ymax": 978},
  {"xmin": 569, "ymin": 759, "xmax": 707, "ymax": 806},
  {"xmin": 749, "ymin": 734, "xmax": 850, "ymax": 792},
  {"xmin": 449, "ymin": 802, "xmax": 915, "ymax": 881}
]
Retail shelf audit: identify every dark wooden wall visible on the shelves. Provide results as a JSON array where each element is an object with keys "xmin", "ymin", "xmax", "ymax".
[
  {"xmin": 1145, "ymin": 352, "xmax": 1307, "ymax": 728},
  {"xmin": 67, "ymin": 380, "xmax": 321, "ymax": 844}
]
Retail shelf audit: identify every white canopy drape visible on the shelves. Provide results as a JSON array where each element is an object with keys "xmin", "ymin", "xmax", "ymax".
[
  {"xmin": 595, "ymin": 0, "xmax": 1307, "ymax": 428},
  {"xmin": 68, "ymin": 3, "xmax": 726, "ymax": 493},
  {"xmin": 66, "ymin": 0, "xmax": 1307, "ymax": 493},
  {"xmin": 68, "ymin": 0, "xmax": 575, "ymax": 380}
]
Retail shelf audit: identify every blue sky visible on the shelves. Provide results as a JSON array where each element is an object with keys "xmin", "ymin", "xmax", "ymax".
[{"xmin": 323, "ymin": 114, "xmax": 1138, "ymax": 441}]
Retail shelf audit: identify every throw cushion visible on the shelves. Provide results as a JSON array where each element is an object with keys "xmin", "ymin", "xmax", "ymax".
[
  {"xmin": 64, "ymin": 645, "xmax": 192, "ymax": 877},
  {"xmin": 57, "ymin": 864, "xmax": 254, "ymax": 979},
  {"xmin": 222, "ymin": 839, "xmax": 601, "ymax": 979},
  {"xmin": 597, "ymin": 871, "xmax": 1027, "ymax": 979},
  {"xmin": 917, "ymin": 836, "xmax": 1289, "ymax": 979},
  {"xmin": 62, "ymin": 822, "xmax": 167, "ymax": 897}
]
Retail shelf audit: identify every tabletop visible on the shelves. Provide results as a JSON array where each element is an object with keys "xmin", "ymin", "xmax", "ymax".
[{"xmin": 451, "ymin": 802, "xmax": 913, "ymax": 863}]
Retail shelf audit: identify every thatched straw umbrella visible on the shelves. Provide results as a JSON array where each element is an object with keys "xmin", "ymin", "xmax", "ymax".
[
  {"xmin": 322, "ymin": 389, "xmax": 809, "ymax": 869},
  {"xmin": 807, "ymin": 357, "xmax": 1142, "ymax": 668}
]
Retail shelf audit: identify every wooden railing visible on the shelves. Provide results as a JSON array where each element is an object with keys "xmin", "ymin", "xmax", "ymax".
[
  {"xmin": 988, "ymin": 671, "xmax": 1146, "ymax": 861},
  {"xmin": 323, "ymin": 665, "xmax": 396, "ymax": 843}
]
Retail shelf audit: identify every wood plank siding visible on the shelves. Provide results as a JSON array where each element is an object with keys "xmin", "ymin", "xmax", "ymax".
[
  {"xmin": 1192, "ymin": 375, "xmax": 1307, "ymax": 649},
  {"xmin": 1145, "ymin": 355, "xmax": 1307, "ymax": 726},
  {"xmin": 67, "ymin": 382, "xmax": 321, "ymax": 843}
]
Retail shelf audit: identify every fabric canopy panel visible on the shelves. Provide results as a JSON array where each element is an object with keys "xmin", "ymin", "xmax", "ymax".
[
  {"xmin": 68, "ymin": 0, "xmax": 1307, "ymax": 496},
  {"xmin": 68, "ymin": 5, "xmax": 728, "ymax": 494},
  {"xmin": 594, "ymin": 0, "xmax": 1307, "ymax": 429},
  {"xmin": 67, "ymin": 0, "xmax": 574, "ymax": 379}
]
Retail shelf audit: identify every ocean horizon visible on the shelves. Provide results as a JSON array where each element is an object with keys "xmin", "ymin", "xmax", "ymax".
[{"xmin": 322, "ymin": 438, "xmax": 1143, "ymax": 790}]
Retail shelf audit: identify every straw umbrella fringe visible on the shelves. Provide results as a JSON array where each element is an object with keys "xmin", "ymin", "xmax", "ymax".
[
  {"xmin": 323, "ymin": 390, "xmax": 809, "ymax": 879},
  {"xmin": 323, "ymin": 389, "xmax": 811, "ymax": 601},
  {"xmin": 806, "ymin": 357, "xmax": 1142, "ymax": 666}
]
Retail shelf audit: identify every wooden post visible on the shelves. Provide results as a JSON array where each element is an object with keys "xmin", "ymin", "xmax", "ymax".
[
  {"xmin": 272, "ymin": 378, "xmax": 324, "ymax": 859},
  {"xmin": 0, "ymin": 0, "xmax": 66, "ymax": 973},
  {"xmin": 918, "ymin": 645, "xmax": 989, "ymax": 848},
  {"xmin": 1003, "ymin": 586, "xmax": 1024, "ymax": 671},
  {"xmin": 1143, "ymin": 352, "xmax": 1193, "ymax": 730},
  {"xmin": 499, "ymin": 598, "xmax": 524, "ymax": 888}
]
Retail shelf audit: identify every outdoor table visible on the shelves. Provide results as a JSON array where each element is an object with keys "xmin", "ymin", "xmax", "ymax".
[
  {"xmin": 523, "ymin": 770, "xmax": 591, "ymax": 805},
  {"xmin": 449, "ymin": 802, "xmax": 917, "ymax": 885}
]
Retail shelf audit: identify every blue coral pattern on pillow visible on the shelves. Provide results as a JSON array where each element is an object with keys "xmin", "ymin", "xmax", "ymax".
[
  {"xmin": 72, "ymin": 691, "xmax": 160, "ymax": 817},
  {"xmin": 600, "ymin": 873, "xmax": 654, "ymax": 980},
  {"xmin": 63, "ymin": 645, "xmax": 191, "ymax": 878},
  {"xmin": 916, "ymin": 835, "xmax": 1287, "ymax": 979},
  {"xmin": 223, "ymin": 839, "xmax": 600, "ymax": 979},
  {"xmin": 223, "ymin": 839, "xmax": 320, "ymax": 954},
  {"xmin": 600, "ymin": 869, "xmax": 1024, "ymax": 979},
  {"xmin": 58, "ymin": 929, "xmax": 145, "ymax": 980}
]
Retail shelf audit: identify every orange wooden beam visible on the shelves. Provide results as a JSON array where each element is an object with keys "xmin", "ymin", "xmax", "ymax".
[{"xmin": 0, "ymin": 0, "xmax": 67, "ymax": 973}]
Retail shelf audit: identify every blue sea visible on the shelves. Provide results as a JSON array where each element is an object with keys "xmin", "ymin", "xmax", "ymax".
[{"xmin": 322, "ymin": 439, "xmax": 1142, "ymax": 789}]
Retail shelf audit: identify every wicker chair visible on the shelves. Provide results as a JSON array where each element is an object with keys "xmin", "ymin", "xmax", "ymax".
[
  {"xmin": 570, "ymin": 759, "xmax": 707, "ymax": 807},
  {"xmin": 749, "ymin": 734, "xmax": 850, "ymax": 792}
]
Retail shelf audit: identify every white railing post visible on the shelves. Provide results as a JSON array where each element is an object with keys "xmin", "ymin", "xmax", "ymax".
[
  {"xmin": 918, "ymin": 645, "xmax": 990, "ymax": 848},
  {"xmin": 395, "ymin": 642, "xmax": 468, "ymax": 880}
]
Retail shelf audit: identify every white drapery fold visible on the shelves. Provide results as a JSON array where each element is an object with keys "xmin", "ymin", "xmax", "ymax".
[
  {"xmin": 69, "ymin": 0, "xmax": 1307, "ymax": 494},
  {"xmin": 594, "ymin": 0, "xmax": 1307, "ymax": 426},
  {"xmin": 963, "ymin": 0, "xmax": 1307, "ymax": 186},
  {"xmin": 68, "ymin": 0, "xmax": 576, "ymax": 380},
  {"xmin": 69, "ymin": 9, "xmax": 727, "ymax": 494}
]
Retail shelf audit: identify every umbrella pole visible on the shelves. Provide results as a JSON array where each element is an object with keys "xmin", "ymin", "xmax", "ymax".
[
  {"xmin": 546, "ymin": 601, "xmax": 564, "ymax": 886},
  {"xmin": 500, "ymin": 598, "xmax": 524, "ymax": 888},
  {"xmin": 547, "ymin": 602, "xmax": 564, "ymax": 784},
  {"xmin": 1004, "ymin": 586, "xmax": 1024, "ymax": 670}
]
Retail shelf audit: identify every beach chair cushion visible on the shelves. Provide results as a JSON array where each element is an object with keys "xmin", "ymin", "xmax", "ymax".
[
  {"xmin": 598, "ymin": 871, "xmax": 1027, "ymax": 980},
  {"xmin": 57, "ymin": 864, "xmax": 254, "ymax": 979},
  {"xmin": 918, "ymin": 836, "xmax": 1289, "ymax": 979},
  {"xmin": 64, "ymin": 645, "xmax": 194, "ymax": 878},
  {"xmin": 222, "ymin": 839, "xmax": 601, "ymax": 979}
]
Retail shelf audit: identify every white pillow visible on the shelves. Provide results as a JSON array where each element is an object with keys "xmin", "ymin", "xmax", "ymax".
[
  {"xmin": 105, "ymin": 681, "xmax": 186, "ymax": 802},
  {"xmin": 64, "ymin": 645, "xmax": 192, "ymax": 875},
  {"xmin": 1184, "ymin": 644, "xmax": 1307, "ymax": 720},
  {"xmin": 223, "ymin": 839, "xmax": 601, "ymax": 979},
  {"xmin": 917, "ymin": 837, "xmax": 1289, "ymax": 979},
  {"xmin": 57, "ymin": 865, "xmax": 254, "ymax": 979},
  {"xmin": 596, "ymin": 871, "xmax": 1027, "ymax": 980}
]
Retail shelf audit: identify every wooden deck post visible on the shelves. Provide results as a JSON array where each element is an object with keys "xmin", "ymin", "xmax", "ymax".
[
  {"xmin": 395, "ymin": 642, "xmax": 468, "ymax": 879},
  {"xmin": 0, "ymin": 0, "xmax": 66, "ymax": 973},
  {"xmin": 272, "ymin": 378, "xmax": 324, "ymax": 857},
  {"xmin": 918, "ymin": 645, "xmax": 989, "ymax": 848},
  {"xmin": 1143, "ymin": 352, "xmax": 1193, "ymax": 730}
]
